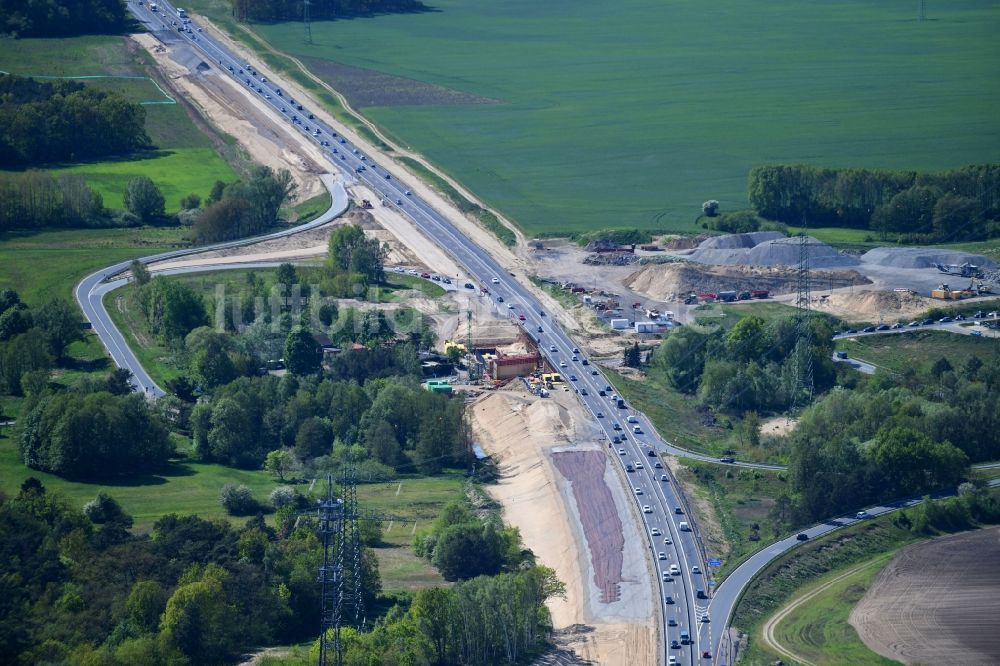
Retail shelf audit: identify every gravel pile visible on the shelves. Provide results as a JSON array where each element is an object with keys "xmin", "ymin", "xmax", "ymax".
[
  {"xmin": 687, "ymin": 233, "xmax": 858, "ymax": 268},
  {"xmin": 696, "ymin": 231, "xmax": 785, "ymax": 250},
  {"xmin": 860, "ymin": 247, "xmax": 997, "ymax": 269}
]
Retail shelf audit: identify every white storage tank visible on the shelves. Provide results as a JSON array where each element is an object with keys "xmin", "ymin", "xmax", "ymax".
[{"xmin": 610, "ymin": 318, "xmax": 630, "ymax": 329}]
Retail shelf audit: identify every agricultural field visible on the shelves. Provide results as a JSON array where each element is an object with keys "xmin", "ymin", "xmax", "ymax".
[
  {"xmin": 0, "ymin": 35, "xmax": 238, "ymax": 211},
  {"xmin": 236, "ymin": 0, "xmax": 1000, "ymax": 236}
]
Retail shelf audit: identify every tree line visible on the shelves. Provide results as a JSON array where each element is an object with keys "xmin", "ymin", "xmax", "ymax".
[
  {"xmin": 0, "ymin": 74, "xmax": 150, "ymax": 168},
  {"xmin": 0, "ymin": 0, "xmax": 130, "ymax": 37},
  {"xmin": 231, "ymin": 0, "xmax": 425, "ymax": 23},
  {"xmin": 786, "ymin": 350, "xmax": 998, "ymax": 521},
  {"xmin": 748, "ymin": 164, "xmax": 1000, "ymax": 242},
  {"xmin": 0, "ymin": 289, "xmax": 85, "ymax": 395},
  {"xmin": 191, "ymin": 168, "xmax": 297, "ymax": 243}
]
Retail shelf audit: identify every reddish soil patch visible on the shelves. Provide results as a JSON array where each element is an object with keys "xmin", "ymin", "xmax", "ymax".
[
  {"xmin": 552, "ymin": 450, "xmax": 624, "ymax": 604},
  {"xmin": 302, "ymin": 57, "xmax": 497, "ymax": 108},
  {"xmin": 850, "ymin": 526, "xmax": 1000, "ymax": 665}
]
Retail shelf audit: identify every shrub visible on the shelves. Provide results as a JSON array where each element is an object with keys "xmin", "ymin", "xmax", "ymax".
[
  {"xmin": 269, "ymin": 486, "xmax": 297, "ymax": 509},
  {"xmin": 219, "ymin": 484, "xmax": 257, "ymax": 516}
]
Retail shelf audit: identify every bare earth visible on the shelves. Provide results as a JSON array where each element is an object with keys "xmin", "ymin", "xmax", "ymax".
[
  {"xmin": 469, "ymin": 389, "xmax": 656, "ymax": 665},
  {"xmin": 850, "ymin": 526, "xmax": 1000, "ymax": 665}
]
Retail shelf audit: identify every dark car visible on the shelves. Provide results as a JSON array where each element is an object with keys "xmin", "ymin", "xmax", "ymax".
[
  {"xmin": 796, "ymin": 532, "xmax": 809, "ymax": 541},
  {"xmin": 876, "ymin": 324, "xmax": 890, "ymax": 331},
  {"xmin": 464, "ymin": 283, "xmax": 475, "ymax": 289},
  {"xmin": 599, "ymin": 390, "xmax": 606, "ymax": 396},
  {"xmin": 920, "ymin": 319, "xmax": 934, "ymax": 325},
  {"xmin": 719, "ymin": 456, "xmax": 736, "ymax": 463},
  {"xmin": 938, "ymin": 316, "xmax": 953, "ymax": 323},
  {"xmin": 862, "ymin": 326, "xmax": 876, "ymax": 333},
  {"xmin": 674, "ymin": 507, "xmax": 683, "ymax": 515},
  {"xmin": 647, "ymin": 450, "xmax": 657, "ymax": 457},
  {"xmin": 891, "ymin": 322, "xmax": 903, "ymax": 329},
  {"xmin": 670, "ymin": 640, "xmax": 680, "ymax": 650},
  {"xmin": 845, "ymin": 328, "xmax": 857, "ymax": 334},
  {"xmin": 582, "ymin": 359, "xmax": 589, "ymax": 365},
  {"xmin": 612, "ymin": 436, "xmax": 620, "ymax": 444},
  {"xmin": 537, "ymin": 326, "xmax": 543, "ymax": 333}
]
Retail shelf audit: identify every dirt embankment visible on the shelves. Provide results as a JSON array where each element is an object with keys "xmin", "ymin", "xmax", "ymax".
[
  {"xmin": 625, "ymin": 262, "xmax": 870, "ymax": 302},
  {"xmin": 849, "ymin": 526, "xmax": 1000, "ymax": 665},
  {"xmin": 816, "ymin": 289, "xmax": 935, "ymax": 322},
  {"xmin": 468, "ymin": 390, "xmax": 656, "ymax": 666}
]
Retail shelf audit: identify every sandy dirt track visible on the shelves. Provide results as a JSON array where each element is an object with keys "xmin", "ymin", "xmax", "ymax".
[
  {"xmin": 469, "ymin": 390, "xmax": 656, "ymax": 665},
  {"xmin": 850, "ymin": 526, "xmax": 1000, "ymax": 665}
]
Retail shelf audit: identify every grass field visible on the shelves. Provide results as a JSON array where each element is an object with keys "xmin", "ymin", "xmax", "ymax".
[
  {"xmin": 227, "ymin": 0, "xmax": 1000, "ymax": 236},
  {"xmin": 677, "ymin": 460, "xmax": 793, "ymax": 576},
  {"xmin": 0, "ymin": 226, "xmax": 188, "ymax": 305},
  {"xmin": 768, "ymin": 552, "xmax": 899, "ymax": 666},
  {"xmin": 835, "ymin": 330, "xmax": 999, "ymax": 374},
  {"xmin": 0, "ymin": 35, "xmax": 238, "ymax": 210}
]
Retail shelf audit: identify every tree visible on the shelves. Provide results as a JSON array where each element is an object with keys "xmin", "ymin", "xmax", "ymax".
[
  {"xmin": 179, "ymin": 193, "xmax": 201, "ymax": 210},
  {"xmin": 105, "ymin": 367, "xmax": 135, "ymax": 395},
  {"xmin": 0, "ymin": 331, "xmax": 51, "ymax": 394},
  {"xmin": 623, "ymin": 342, "xmax": 642, "ymax": 368},
  {"xmin": 129, "ymin": 260, "xmax": 151, "ymax": 287},
  {"xmin": 0, "ymin": 304, "xmax": 32, "ymax": 341},
  {"xmin": 264, "ymin": 449, "xmax": 292, "ymax": 481},
  {"xmin": 192, "ymin": 338, "xmax": 238, "ymax": 389},
  {"xmin": 294, "ymin": 417, "xmax": 332, "ymax": 460},
  {"xmin": 33, "ymin": 299, "xmax": 84, "ymax": 359},
  {"xmin": 123, "ymin": 176, "xmax": 165, "ymax": 223},
  {"xmin": 284, "ymin": 326, "xmax": 322, "ymax": 375},
  {"xmin": 218, "ymin": 483, "xmax": 257, "ymax": 516},
  {"xmin": 870, "ymin": 427, "xmax": 968, "ymax": 496},
  {"xmin": 269, "ymin": 486, "xmax": 297, "ymax": 509},
  {"xmin": 125, "ymin": 581, "xmax": 168, "ymax": 634},
  {"xmin": 327, "ymin": 224, "xmax": 387, "ymax": 287},
  {"xmin": 160, "ymin": 569, "xmax": 233, "ymax": 663}
]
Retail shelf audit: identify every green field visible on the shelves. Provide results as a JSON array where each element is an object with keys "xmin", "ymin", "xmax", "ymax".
[
  {"xmin": 0, "ymin": 226, "xmax": 189, "ymax": 305},
  {"xmin": 769, "ymin": 552, "xmax": 899, "ymax": 666},
  {"xmin": 835, "ymin": 330, "xmax": 999, "ymax": 374},
  {"xmin": 0, "ymin": 35, "xmax": 238, "ymax": 210},
  {"xmin": 227, "ymin": 0, "xmax": 1000, "ymax": 236}
]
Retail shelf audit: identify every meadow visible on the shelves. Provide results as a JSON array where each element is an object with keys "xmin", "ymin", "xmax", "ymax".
[
  {"xmin": 237, "ymin": 0, "xmax": 1000, "ymax": 236},
  {"xmin": 0, "ymin": 35, "xmax": 238, "ymax": 212},
  {"xmin": 835, "ymin": 329, "xmax": 999, "ymax": 374}
]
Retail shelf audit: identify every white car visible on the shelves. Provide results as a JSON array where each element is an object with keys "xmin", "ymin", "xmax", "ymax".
[
  {"xmin": 651, "ymin": 527, "xmax": 661, "ymax": 536},
  {"xmin": 559, "ymin": 361, "xmax": 567, "ymax": 368},
  {"xmin": 644, "ymin": 506, "xmax": 653, "ymax": 514},
  {"xmin": 663, "ymin": 537, "xmax": 672, "ymax": 545},
  {"xmin": 658, "ymin": 551, "xmax": 666, "ymax": 560},
  {"xmin": 635, "ymin": 462, "xmax": 644, "ymax": 469},
  {"xmin": 701, "ymin": 613, "xmax": 710, "ymax": 623},
  {"xmin": 692, "ymin": 565, "xmax": 701, "ymax": 574},
  {"xmin": 491, "ymin": 277, "xmax": 500, "ymax": 284},
  {"xmin": 507, "ymin": 303, "xmax": 514, "ymax": 309},
  {"xmin": 669, "ymin": 564, "xmax": 680, "ymax": 575},
  {"xmin": 660, "ymin": 474, "xmax": 668, "ymax": 482},
  {"xmin": 634, "ymin": 488, "xmax": 643, "ymax": 495},
  {"xmin": 550, "ymin": 345, "xmax": 557, "ymax": 351},
  {"xmin": 618, "ymin": 449, "xmax": 626, "ymax": 455}
]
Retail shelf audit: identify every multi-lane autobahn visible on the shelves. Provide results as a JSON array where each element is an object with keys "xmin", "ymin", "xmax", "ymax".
[{"xmin": 76, "ymin": 4, "xmax": 999, "ymax": 664}]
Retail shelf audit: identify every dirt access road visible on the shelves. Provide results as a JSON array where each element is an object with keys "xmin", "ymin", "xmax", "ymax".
[{"xmin": 850, "ymin": 526, "xmax": 1000, "ymax": 665}]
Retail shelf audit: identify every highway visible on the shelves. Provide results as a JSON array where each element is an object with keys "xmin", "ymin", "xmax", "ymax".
[{"xmin": 81, "ymin": 4, "xmax": 999, "ymax": 664}]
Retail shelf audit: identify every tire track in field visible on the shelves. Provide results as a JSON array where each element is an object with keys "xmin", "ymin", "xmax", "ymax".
[{"xmin": 760, "ymin": 560, "xmax": 874, "ymax": 666}]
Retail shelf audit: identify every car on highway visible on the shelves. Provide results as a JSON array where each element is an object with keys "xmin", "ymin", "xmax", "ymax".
[
  {"xmin": 571, "ymin": 355, "xmax": 578, "ymax": 361},
  {"xmin": 670, "ymin": 640, "xmax": 680, "ymax": 650},
  {"xmin": 395, "ymin": 198, "xmax": 402, "ymax": 205},
  {"xmin": 646, "ymin": 449, "xmax": 656, "ymax": 457},
  {"xmin": 491, "ymin": 277, "xmax": 500, "ymax": 284},
  {"xmin": 517, "ymin": 314, "xmax": 526, "ymax": 321},
  {"xmin": 591, "ymin": 369, "xmax": 598, "ymax": 375},
  {"xmin": 856, "ymin": 510, "xmax": 870, "ymax": 519},
  {"xmin": 650, "ymin": 527, "xmax": 661, "ymax": 536},
  {"xmin": 596, "ymin": 411, "xmax": 603, "ymax": 418},
  {"xmin": 654, "ymin": 461, "xmax": 663, "ymax": 468},
  {"xmin": 549, "ymin": 344, "xmax": 557, "ymax": 351},
  {"xmin": 691, "ymin": 565, "xmax": 700, "ymax": 574},
  {"xmin": 669, "ymin": 564, "xmax": 680, "ymax": 575},
  {"xmin": 862, "ymin": 326, "xmax": 876, "ymax": 333},
  {"xmin": 658, "ymin": 551, "xmax": 666, "ymax": 559},
  {"xmin": 674, "ymin": 507, "xmax": 683, "ymax": 514},
  {"xmin": 876, "ymin": 324, "xmax": 890, "ymax": 331},
  {"xmin": 634, "ymin": 488, "xmax": 643, "ymax": 495},
  {"xmin": 660, "ymin": 474, "xmax": 668, "ymax": 482},
  {"xmin": 702, "ymin": 651, "xmax": 712, "ymax": 659},
  {"xmin": 644, "ymin": 506, "xmax": 653, "ymax": 514},
  {"xmin": 845, "ymin": 328, "xmax": 857, "ymax": 334},
  {"xmin": 891, "ymin": 322, "xmax": 904, "ymax": 329},
  {"xmin": 618, "ymin": 448, "xmax": 626, "ymax": 455},
  {"xmin": 612, "ymin": 422, "xmax": 621, "ymax": 430},
  {"xmin": 612, "ymin": 436, "xmax": 620, "ymax": 444},
  {"xmin": 719, "ymin": 456, "xmax": 735, "ymax": 463},
  {"xmin": 701, "ymin": 614, "xmax": 710, "ymax": 623},
  {"xmin": 405, "ymin": 190, "xmax": 412, "ymax": 196},
  {"xmin": 538, "ymin": 326, "xmax": 543, "ymax": 332},
  {"xmin": 920, "ymin": 318, "xmax": 934, "ymax": 325},
  {"xmin": 569, "ymin": 374, "xmax": 577, "ymax": 381},
  {"xmin": 667, "ymin": 618, "xmax": 677, "ymax": 627},
  {"xmin": 664, "ymin": 595, "xmax": 674, "ymax": 604},
  {"xmin": 580, "ymin": 387, "xmax": 588, "ymax": 395},
  {"xmin": 559, "ymin": 361, "xmax": 567, "ymax": 368},
  {"xmin": 938, "ymin": 316, "xmax": 953, "ymax": 323},
  {"xmin": 668, "ymin": 656, "xmax": 678, "ymax": 665},
  {"xmin": 796, "ymin": 532, "xmax": 809, "ymax": 541},
  {"xmin": 663, "ymin": 537, "xmax": 672, "ymax": 545},
  {"xmin": 635, "ymin": 462, "xmax": 643, "ymax": 469}
]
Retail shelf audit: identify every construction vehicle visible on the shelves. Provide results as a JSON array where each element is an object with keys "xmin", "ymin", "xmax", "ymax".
[
  {"xmin": 751, "ymin": 289, "xmax": 770, "ymax": 299},
  {"xmin": 937, "ymin": 262, "xmax": 981, "ymax": 278},
  {"xmin": 931, "ymin": 283, "xmax": 964, "ymax": 300},
  {"xmin": 645, "ymin": 308, "xmax": 661, "ymax": 319},
  {"xmin": 360, "ymin": 199, "xmax": 373, "ymax": 209}
]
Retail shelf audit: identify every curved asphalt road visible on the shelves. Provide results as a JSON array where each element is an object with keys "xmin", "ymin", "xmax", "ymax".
[{"xmin": 74, "ymin": 174, "xmax": 347, "ymax": 396}]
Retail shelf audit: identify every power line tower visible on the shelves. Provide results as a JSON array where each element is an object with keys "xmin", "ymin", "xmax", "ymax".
[
  {"xmin": 303, "ymin": 0, "xmax": 313, "ymax": 45},
  {"xmin": 316, "ymin": 471, "xmax": 364, "ymax": 666},
  {"xmin": 791, "ymin": 231, "xmax": 815, "ymax": 411}
]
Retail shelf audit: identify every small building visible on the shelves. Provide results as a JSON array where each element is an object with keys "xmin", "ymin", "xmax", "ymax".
[
  {"xmin": 312, "ymin": 332, "xmax": 339, "ymax": 355},
  {"xmin": 425, "ymin": 380, "xmax": 453, "ymax": 394},
  {"xmin": 635, "ymin": 321, "xmax": 658, "ymax": 334},
  {"xmin": 486, "ymin": 351, "xmax": 540, "ymax": 381},
  {"xmin": 610, "ymin": 318, "xmax": 630, "ymax": 329}
]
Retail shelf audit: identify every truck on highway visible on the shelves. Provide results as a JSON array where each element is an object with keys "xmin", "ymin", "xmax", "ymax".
[
  {"xmin": 679, "ymin": 521, "xmax": 690, "ymax": 531},
  {"xmin": 627, "ymin": 415, "xmax": 639, "ymax": 423}
]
